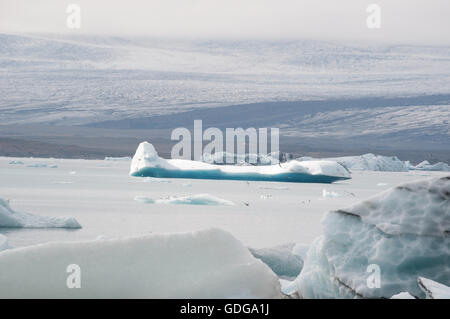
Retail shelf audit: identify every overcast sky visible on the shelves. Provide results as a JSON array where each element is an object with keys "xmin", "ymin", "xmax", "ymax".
[{"xmin": 1, "ymin": 0, "xmax": 449, "ymax": 45}]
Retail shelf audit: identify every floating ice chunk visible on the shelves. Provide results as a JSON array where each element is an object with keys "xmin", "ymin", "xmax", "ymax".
[
  {"xmin": 0, "ymin": 235, "xmax": 9, "ymax": 251},
  {"xmin": 134, "ymin": 196, "xmax": 156, "ymax": 204},
  {"xmin": 130, "ymin": 142, "xmax": 351, "ymax": 183},
  {"xmin": 418, "ymin": 277, "xmax": 450, "ymax": 299},
  {"xmin": 49, "ymin": 165, "xmax": 58, "ymax": 168},
  {"xmin": 260, "ymin": 194, "xmax": 273, "ymax": 200},
  {"xmin": 298, "ymin": 153, "xmax": 409, "ymax": 172},
  {"xmin": 182, "ymin": 183, "xmax": 192, "ymax": 187},
  {"xmin": 0, "ymin": 228, "xmax": 281, "ymax": 298},
  {"xmin": 9, "ymin": 160, "xmax": 24, "ymax": 165},
  {"xmin": 322, "ymin": 189, "xmax": 341, "ymax": 198},
  {"xmin": 297, "ymin": 176, "xmax": 450, "ymax": 299},
  {"xmin": 0, "ymin": 198, "xmax": 81, "ymax": 229},
  {"xmin": 135, "ymin": 194, "xmax": 234, "ymax": 206},
  {"xmin": 249, "ymin": 243, "xmax": 304, "ymax": 280},
  {"xmin": 258, "ymin": 186, "xmax": 289, "ymax": 190},
  {"xmin": 412, "ymin": 160, "xmax": 450, "ymax": 171},
  {"xmin": 377, "ymin": 183, "xmax": 388, "ymax": 186},
  {"xmin": 391, "ymin": 292, "xmax": 416, "ymax": 299},
  {"xmin": 69, "ymin": 171, "xmax": 76, "ymax": 175},
  {"xmin": 107, "ymin": 156, "xmax": 132, "ymax": 162},
  {"xmin": 27, "ymin": 163, "xmax": 47, "ymax": 168},
  {"xmin": 322, "ymin": 189, "xmax": 355, "ymax": 198}
]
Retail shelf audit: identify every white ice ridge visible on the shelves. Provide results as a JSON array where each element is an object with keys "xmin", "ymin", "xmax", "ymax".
[
  {"xmin": 418, "ymin": 277, "xmax": 450, "ymax": 299},
  {"xmin": 0, "ymin": 235, "xmax": 9, "ymax": 251},
  {"xmin": 297, "ymin": 153, "xmax": 409, "ymax": 172},
  {"xmin": 134, "ymin": 194, "xmax": 234, "ymax": 206},
  {"xmin": 411, "ymin": 160, "xmax": 450, "ymax": 172},
  {"xmin": 297, "ymin": 176, "xmax": 450, "ymax": 299},
  {"xmin": 0, "ymin": 228, "xmax": 281, "ymax": 298},
  {"xmin": 130, "ymin": 142, "xmax": 351, "ymax": 183},
  {"xmin": 0, "ymin": 198, "xmax": 81, "ymax": 229}
]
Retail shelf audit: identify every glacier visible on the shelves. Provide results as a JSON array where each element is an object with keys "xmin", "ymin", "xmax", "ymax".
[
  {"xmin": 0, "ymin": 198, "xmax": 81, "ymax": 229},
  {"xmin": 130, "ymin": 142, "xmax": 351, "ymax": 183},
  {"xmin": 297, "ymin": 176, "xmax": 450, "ymax": 298},
  {"xmin": 0, "ymin": 228, "xmax": 281, "ymax": 298}
]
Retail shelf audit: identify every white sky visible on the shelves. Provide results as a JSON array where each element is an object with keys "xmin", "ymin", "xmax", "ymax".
[{"xmin": 1, "ymin": 0, "xmax": 450, "ymax": 45}]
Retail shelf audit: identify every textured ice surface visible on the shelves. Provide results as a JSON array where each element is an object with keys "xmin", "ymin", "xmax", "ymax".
[
  {"xmin": 418, "ymin": 277, "xmax": 450, "ymax": 299},
  {"xmin": 0, "ymin": 228, "xmax": 281, "ymax": 298},
  {"xmin": 2, "ymin": 33, "xmax": 450, "ymax": 127},
  {"xmin": 130, "ymin": 142, "xmax": 351, "ymax": 183},
  {"xmin": 391, "ymin": 292, "xmax": 415, "ymax": 299},
  {"xmin": 297, "ymin": 176, "xmax": 450, "ymax": 298},
  {"xmin": 298, "ymin": 153, "xmax": 409, "ymax": 172},
  {"xmin": 135, "ymin": 194, "xmax": 234, "ymax": 206},
  {"xmin": 249, "ymin": 243, "xmax": 304, "ymax": 280},
  {"xmin": 0, "ymin": 198, "xmax": 81, "ymax": 229},
  {"xmin": 0, "ymin": 235, "xmax": 8, "ymax": 251},
  {"xmin": 202, "ymin": 152, "xmax": 282, "ymax": 166},
  {"xmin": 412, "ymin": 161, "xmax": 450, "ymax": 172}
]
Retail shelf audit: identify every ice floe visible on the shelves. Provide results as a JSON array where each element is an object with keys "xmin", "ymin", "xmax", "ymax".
[
  {"xmin": 134, "ymin": 194, "xmax": 234, "ymax": 206},
  {"xmin": 322, "ymin": 189, "xmax": 355, "ymax": 198},
  {"xmin": 130, "ymin": 142, "xmax": 351, "ymax": 183},
  {"xmin": 0, "ymin": 228, "xmax": 281, "ymax": 298},
  {"xmin": 9, "ymin": 160, "xmax": 24, "ymax": 165},
  {"xmin": 104, "ymin": 156, "xmax": 132, "ymax": 161},
  {"xmin": 0, "ymin": 198, "xmax": 81, "ymax": 229},
  {"xmin": 298, "ymin": 153, "xmax": 409, "ymax": 172},
  {"xmin": 27, "ymin": 163, "xmax": 48, "ymax": 168},
  {"xmin": 297, "ymin": 176, "xmax": 450, "ymax": 298},
  {"xmin": 411, "ymin": 160, "xmax": 450, "ymax": 172}
]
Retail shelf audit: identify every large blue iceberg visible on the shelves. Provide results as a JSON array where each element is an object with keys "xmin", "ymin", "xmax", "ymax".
[
  {"xmin": 297, "ymin": 176, "xmax": 450, "ymax": 299},
  {"xmin": 129, "ymin": 142, "xmax": 351, "ymax": 183}
]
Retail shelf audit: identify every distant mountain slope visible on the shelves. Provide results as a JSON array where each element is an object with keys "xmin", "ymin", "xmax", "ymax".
[{"xmin": 1, "ymin": 33, "xmax": 450, "ymax": 126}]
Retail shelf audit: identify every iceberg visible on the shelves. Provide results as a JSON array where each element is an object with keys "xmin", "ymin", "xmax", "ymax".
[
  {"xmin": 134, "ymin": 194, "xmax": 235, "ymax": 206},
  {"xmin": 412, "ymin": 160, "xmax": 450, "ymax": 172},
  {"xmin": 0, "ymin": 198, "xmax": 81, "ymax": 229},
  {"xmin": 0, "ymin": 228, "xmax": 281, "ymax": 298},
  {"xmin": 9, "ymin": 160, "xmax": 24, "ymax": 165},
  {"xmin": 297, "ymin": 176, "xmax": 450, "ymax": 299},
  {"xmin": 249, "ymin": 243, "xmax": 304, "ymax": 280},
  {"xmin": 130, "ymin": 142, "xmax": 351, "ymax": 184},
  {"xmin": 297, "ymin": 153, "xmax": 409, "ymax": 172},
  {"xmin": 418, "ymin": 277, "xmax": 450, "ymax": 299}
]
